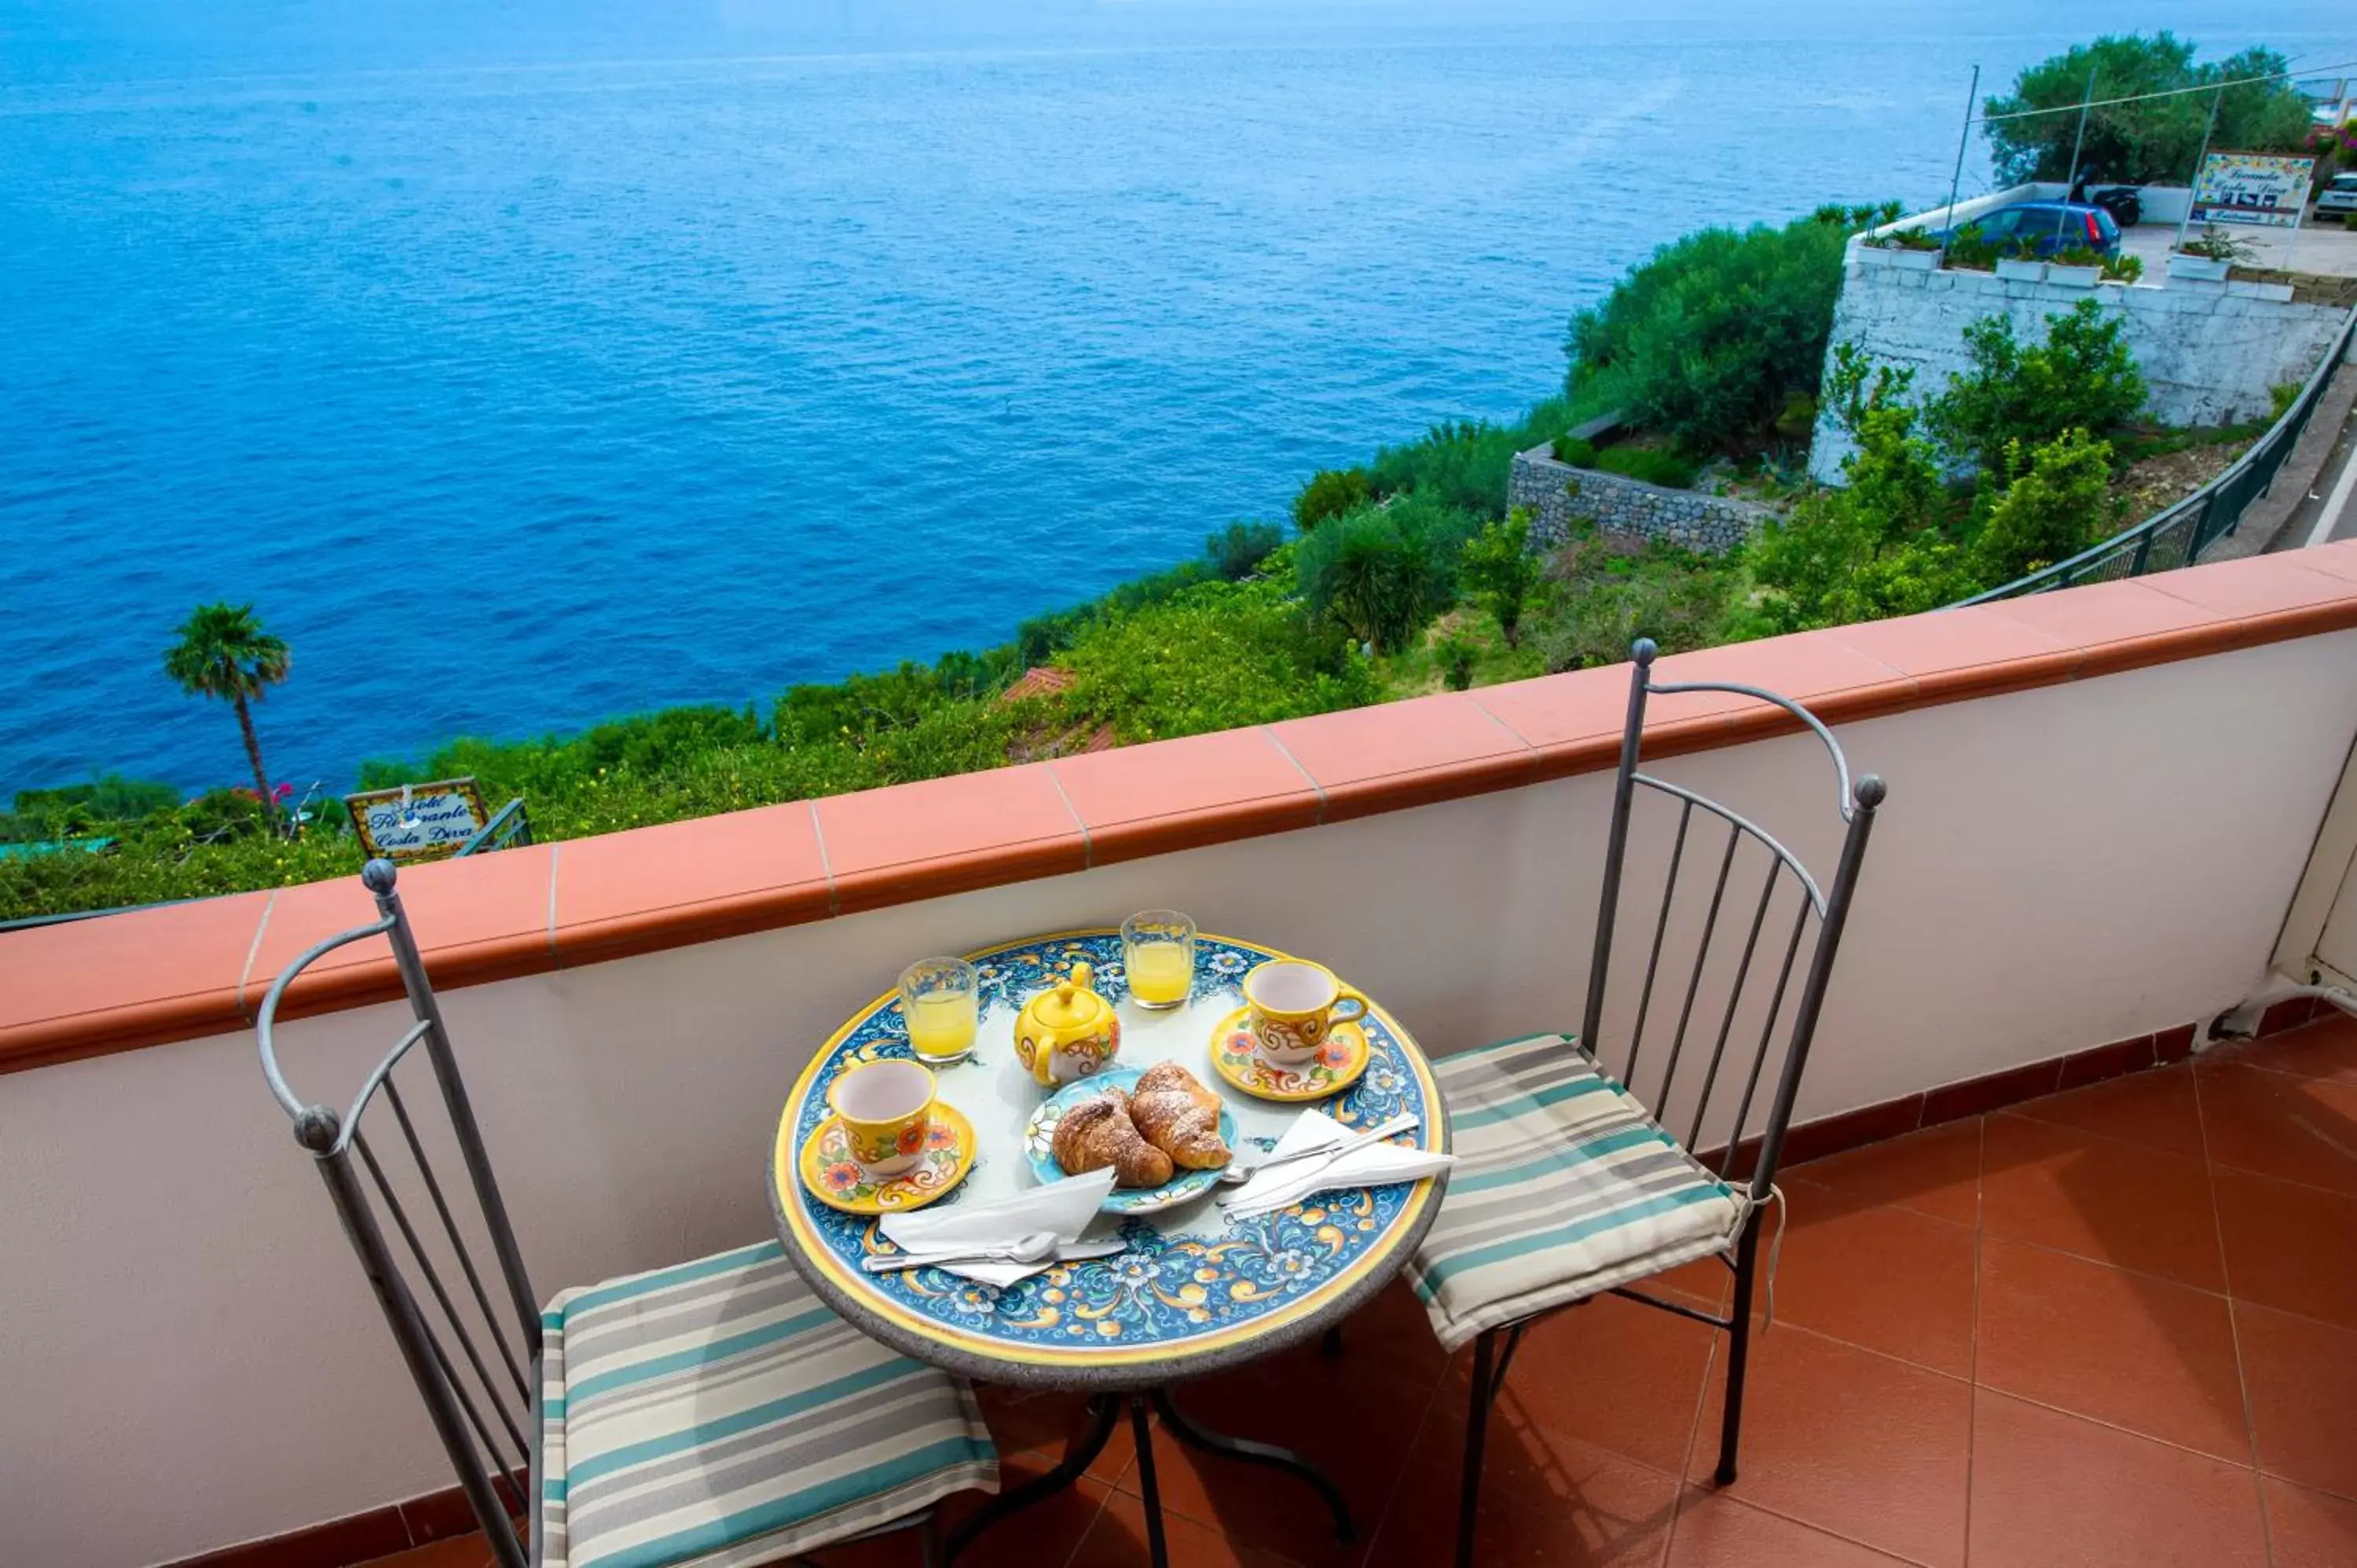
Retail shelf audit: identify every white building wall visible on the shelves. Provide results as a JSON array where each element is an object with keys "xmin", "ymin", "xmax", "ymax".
[{"xmin": 2, "ymin": 632, "xmax": 2355, "ymax": 1566}]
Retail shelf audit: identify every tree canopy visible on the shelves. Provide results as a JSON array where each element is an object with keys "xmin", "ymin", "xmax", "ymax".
[{"xmin": 1984, "ymin": 34, "xmax": 2313, "ymax": 185}]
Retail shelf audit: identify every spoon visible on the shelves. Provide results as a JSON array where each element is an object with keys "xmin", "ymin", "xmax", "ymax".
[{"xmin": 862, "ymin": 1229, "xmax": 1061, "ymax": 1273}]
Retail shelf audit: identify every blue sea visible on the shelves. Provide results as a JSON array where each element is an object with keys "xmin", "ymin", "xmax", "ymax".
[{"xmin": 1, "ymin": 1, "xmax": 2337, "ymax": 796}]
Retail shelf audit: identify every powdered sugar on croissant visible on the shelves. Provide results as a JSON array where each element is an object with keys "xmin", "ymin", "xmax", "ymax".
[
  {"xmin": 1052, "ymin": 1089, "xmax": 1174, "ymax": 1188},
  {"xmin": 1128, "ymin": 1061, "xmax": 1232, "ymax": 1170}
]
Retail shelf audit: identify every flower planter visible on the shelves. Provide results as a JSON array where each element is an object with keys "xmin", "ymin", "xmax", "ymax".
[
  {"xmin": 2168, "ymin": 253, "xmax": 2232, "ymax": 282},
  {"xmin": 2045, "ymin": 263, "xmax": 2101, "ymax": 288},
  {"xmin": 1995, "ymin": 258, "xmax": 2047, "ymax": 282},
  {"xmin": 1859, "ymin": 244, "xmax": 1940, "ymax": 271}
]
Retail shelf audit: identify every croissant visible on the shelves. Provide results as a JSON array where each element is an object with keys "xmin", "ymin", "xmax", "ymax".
[
  {"xmin": 1054, "ymin": 1090, "xmax": 1174, "ymax": 1188},
  {"xmin": 1129, "ymin": 1061, "xmax": 1232, "ymax": 1171}
]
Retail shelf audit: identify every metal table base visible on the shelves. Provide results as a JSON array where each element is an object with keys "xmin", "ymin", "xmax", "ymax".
[{"xmin": 947, "ymin": 1386, "xmax": 1355, "ymax": 1567}]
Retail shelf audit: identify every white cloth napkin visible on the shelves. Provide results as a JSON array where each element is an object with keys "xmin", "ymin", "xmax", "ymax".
[
  {"xmin": 878, "ymin": 1167, "xmax": 1120, "ymax": 1286},
  {"xmin": 1224, "ymin": 1108, "xmax": 1454, "ymax": 1220}
]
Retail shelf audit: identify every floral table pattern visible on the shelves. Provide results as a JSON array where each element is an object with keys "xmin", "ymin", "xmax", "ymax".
[{"xmin": 769, "ymin": 929, "xmax": 1446, "ymax": 1386}]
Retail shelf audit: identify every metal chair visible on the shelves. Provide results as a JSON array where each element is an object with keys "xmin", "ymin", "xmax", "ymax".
[
  {"xmin": 1409, "ymin": 639, "xmax": 1885, "ymax": 1567},
  {"xmin": 257, "ymin": 859, "xmax": 995, "ymax": 1568}
]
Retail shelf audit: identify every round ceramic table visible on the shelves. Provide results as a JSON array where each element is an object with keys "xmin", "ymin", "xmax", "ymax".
[{"xmin": 766, "ymin": 929, "xmax": 1449, "ymax": 1567}]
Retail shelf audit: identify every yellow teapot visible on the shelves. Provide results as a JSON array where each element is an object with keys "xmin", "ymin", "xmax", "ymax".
[{"xmin": 1014, "ymin": 962, "xmax": 1122, "ymax": 1087}]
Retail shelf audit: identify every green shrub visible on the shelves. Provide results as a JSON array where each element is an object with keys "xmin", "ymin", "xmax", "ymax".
[
  {"xmin": 1531, "ymin": 531, "xmax": 1736, "ymax": 672},
  {"xmin": 1061, "ymin": 578, "xmax": 1374, "ymax": 742},
  {"xmin": 1975, "ymin": 429, "xmax": 2119, "ymax": 581},
  {"xmin": 1930, "ymin": 298, "xmax": 2146, "ymax": 474},
  {"xmin": 1296, "ymin": 504, "xmax": 1452, "ymax": 654},
  {"xmin": 1747, "ymin": 402, "xmax": 1978, "ymax": 633},
  {"xmin": 1292, "ymin": 468, "xmax": 1369, "ymax": 531},
  {"xmin": 1369, "ymin": 397, "xmax": 1580, "ymax": 518},
  {"xmin": 2, "ymin": 775, "xmax": 183, "ymax": 843},
  {"xmin": 1436, "ymin": 634, "xmax": 1478, "ymax": 691},
  {"xmin": 1593, "ymin": 445, "xmax": 1699, "ymax": 489},
  {"xmin": 1552, "ymin": 435, "xmax": 1598, "ymax": 466},
  {"xmin": 1458, "ymin": 508, "xmax": 1545, "ymax": 648},
  {"xmin": 1206, "ymin": 520, "xmax": 1285, "ymax": 581},
  {"xmin": 1566, "ymin": 210, "xmax": 1863, "ymax": 453}
]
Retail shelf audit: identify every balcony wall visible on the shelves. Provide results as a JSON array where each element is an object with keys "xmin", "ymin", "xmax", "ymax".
[{"xmin": 6, "ymin": 546, "xmax": 2357, "ymax": 1566}]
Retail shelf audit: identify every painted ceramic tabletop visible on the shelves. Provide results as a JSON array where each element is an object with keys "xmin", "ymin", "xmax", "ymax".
[{"xmin": 768, "ymin": 930, "xmax": 1448, "ymax": 1389}]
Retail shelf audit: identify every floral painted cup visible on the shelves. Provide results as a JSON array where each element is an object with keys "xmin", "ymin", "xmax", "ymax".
[
  {"xmin": 1242, "ymin": 959, "xmax": 1369, "ymax": 1067},
  {"xmin": 827, "ymin": 1059, "xmax": 937, "ymax": 1177}
]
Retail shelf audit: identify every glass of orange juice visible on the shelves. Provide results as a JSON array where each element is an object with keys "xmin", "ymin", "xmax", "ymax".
[
  {"xmin": 898, "ymin": 957, "xmax": 979, "ymax": 1064},
  {"xmin": 1121, "ymin": 910, "xmax": 1197, "ymax": 1009}
]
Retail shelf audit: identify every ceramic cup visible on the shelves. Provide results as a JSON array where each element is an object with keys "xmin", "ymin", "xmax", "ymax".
[
  {"xmin": 1241, "ymin": 959, "xmax": 1369, "ymax": 1066},
  {"xmin": 827, "ymin": 1059, "xmax": 937, "ymax": 1176}
]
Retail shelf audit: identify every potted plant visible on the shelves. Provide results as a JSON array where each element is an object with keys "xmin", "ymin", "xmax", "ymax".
[
  {"xmin": 1942, "ymin": 223, "xmax": 1997, "ymax": 273},
  {"xmin": 2169, "ymin": 222, "xmax": 2255, "ymax": 283},
  {"xmin": 1858, "ymin": 227, "xmax": 1941, "ymax": 271},
  {"xmin": 2047, "ymin": 243, "xmax": 2103, "ymax": 287},
  {"xmin": 2099, "ymin": 251, "xmax": 2144, "ymax": 285},
  {"xmin": 1994, "ymin": 236, "xmax": 2046, "ymax": 282}
]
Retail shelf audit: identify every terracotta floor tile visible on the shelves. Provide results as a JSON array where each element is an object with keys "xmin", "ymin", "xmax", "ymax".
[
  {"xmin": 2196, "ymin": 1061, "xmax": 2357, "ymax": 1196},
  {"xmin": 1664, "ymin": 1490, "xmax": 1911, "ymax": 1566},
  {"xmin": 974, "ymin": 1386, "xmax": 1137, "ymax": 1486},
  {"xmin": 2235, "ymin": 1302, "xmax": 2357, "ymax": 1501},
  {"xmin": 937, "ymin": 1448, "xmax": 1115, "ymax": 1568},
  {"xmin": 1780, "ymin": 1119, "xmax": 1981, "ymax": 1225},
  {"xmin": 2263, "ymin": 1476, "xmax": 2357, "ymax": 1568},
  {"xmin": 1127, "ymin": 1340, "xmax": 1441, "ymax": 1567},
  {"xmin": 1978, "ymin": 1114, "xmax": 2223, "ymax": 1291},
  {"xmin": 1684, "ymin": 1325, "xmax": 1970, "ymax": 1568},
  {"xmin": 1325, "ymin": 1277, "xmax": 1453, "ymax": 1393},
  {"xmin": 1649, "ymin": 1254, "xmax": 1732, "ymax": 1313},
  {"xmin": 1754, "ymin": 1191, "xmax": 1976, "ymax": 1376},
  {"xmin": 1067, "ymin": 1486, "xmax": 1288, "ymax": 1568},
  {"xmin": 367, "ymin": 1537, "xmax": 492, "ymax": 1568},
  {"xmin": 1446, "ymin": 1291, "xmax": 1718, "ymax": 1475},
  {"xmin": 2231, "ymin": 1012, "xmax": 2357, "ymax": 1087},
  {"xmin": 2212, "ymin": 1167, "xmax": 2357, "ymax": 1332},
  {"xmin": 1967, "ymin": 1390, "xmax": 2267, "ymax": 1568},
  {"xmin": 1365, "ymin": 1398, "xmax": 1681, "ymax": 1568},
  {"xmin": 2003, "ymin": 1063, "xmax": 2206, "ymax": 1159},
  {"xmin": 1974, "ymin": 1236, "xmax": 2249, "ymax": 1462}
]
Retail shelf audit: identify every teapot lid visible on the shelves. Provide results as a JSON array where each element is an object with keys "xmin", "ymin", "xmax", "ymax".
[{"xmin": 1027, "ymin": 962, "xmax": 1106, "ymax": 1030}]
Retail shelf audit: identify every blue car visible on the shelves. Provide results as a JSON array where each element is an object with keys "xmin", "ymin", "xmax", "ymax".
[{"xmin": 1941, "ymin": 200, "xmax": 2122, "ymax": 258}]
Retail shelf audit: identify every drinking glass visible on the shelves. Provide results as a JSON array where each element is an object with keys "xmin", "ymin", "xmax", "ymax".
[
  {"xmin": 899, "ymin": 957, "xmax": 979, "ymax": 1063},
  {"xmin": 1121, "ymin": 910, "xmax": 1197, "ymax": 1009}
]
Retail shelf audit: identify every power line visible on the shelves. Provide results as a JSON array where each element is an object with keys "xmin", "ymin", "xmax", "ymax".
[{"xmin": 1976, "ymin": 56, "xmax": 2357, "ymax": 126}]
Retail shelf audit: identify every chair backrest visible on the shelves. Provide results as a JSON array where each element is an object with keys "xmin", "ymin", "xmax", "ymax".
[
  {"xmin": 1580, "ymin": 639, "xmax": 1884, "ymax": 1200},
  {"xmin": 257, "ymin": 859, "xmax": 537, "ymax": 1568}
]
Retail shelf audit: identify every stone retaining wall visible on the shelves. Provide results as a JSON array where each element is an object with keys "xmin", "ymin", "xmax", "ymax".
[
  {"xmin": 1507, "ymin": 445, "xmax": 1774, "ymax": 554},
  {"xmin": 1809, "ymin": 252, "xmax": 2348, "ymax": 482}
]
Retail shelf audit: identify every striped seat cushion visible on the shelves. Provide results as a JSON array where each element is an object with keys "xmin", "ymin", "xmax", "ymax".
[
  {"xmin": 1411, "ymin": 1032, "xmax": 1746, "ymax": 1352},
  {"xmin": 538, "ymin": 1240, "xmax": 995, "ymax": 1568}
]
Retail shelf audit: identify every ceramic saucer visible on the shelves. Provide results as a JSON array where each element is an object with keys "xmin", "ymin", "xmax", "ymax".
[
  {"xmin": 1022, "ymin": 1065, "xmax": 1237, "ymax": 1214},
  {"xmin": 1206, "ymin": 1005, "xmax": 1370, "ymax": 1102},
  {"xmin": 800, "ymin": 1102, "xmax": 977, "ymax": 1215}
]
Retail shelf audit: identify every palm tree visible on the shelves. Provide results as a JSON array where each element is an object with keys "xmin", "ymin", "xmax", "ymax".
[{"xmin": 163, "ymin": 603, "xmax": 291, "ymax": 834}]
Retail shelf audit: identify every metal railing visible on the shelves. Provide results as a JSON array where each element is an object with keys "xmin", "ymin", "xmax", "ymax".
[
  {"xmin": 454, "ymin": 798, "xmax": 531, "ymax": 858},
  {"xmin": 1954, "ymin": 305, "xmax": 2357, "ymax": 606}
]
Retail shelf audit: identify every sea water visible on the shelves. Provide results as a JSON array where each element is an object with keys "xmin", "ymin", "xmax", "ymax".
[{"xmin": 0, "ymin": 0, "xmax": 2331, "ymax": 793}]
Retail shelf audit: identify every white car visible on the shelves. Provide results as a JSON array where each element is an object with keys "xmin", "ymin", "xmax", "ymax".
[{"xmin": 2316, "ymin": 172, "xmax": 2357, "ymax": 220}]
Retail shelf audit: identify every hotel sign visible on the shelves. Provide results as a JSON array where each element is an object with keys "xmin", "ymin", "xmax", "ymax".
[
  {"xmin": 346, "ymin": 779, "xmax": 492, "ymax": 861},
  {"xmin": 2191, "ymin": 152, "xmax": 2315, "ymax": 228}
]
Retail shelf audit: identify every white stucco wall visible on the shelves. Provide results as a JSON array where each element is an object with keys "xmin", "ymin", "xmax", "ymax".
[
  {"xmin": 1808, "ymin": 262, "xmax": 2346, "ymax": 482},
  {"xmin": 4, "ymin": 629, "xmax": 2355, "ymax": 1566}
]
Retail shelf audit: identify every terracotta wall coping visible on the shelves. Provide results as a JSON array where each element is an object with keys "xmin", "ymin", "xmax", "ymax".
[{"xmin": 8, "ymin": 540, "xmax": 2357, "ymax": 1075}]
